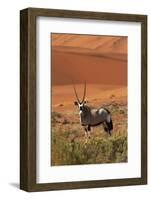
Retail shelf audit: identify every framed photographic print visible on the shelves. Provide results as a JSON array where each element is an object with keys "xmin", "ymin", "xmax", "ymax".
[{"xmin": 20, "ymin": 8, "xmax": 147, "ymax": 191}]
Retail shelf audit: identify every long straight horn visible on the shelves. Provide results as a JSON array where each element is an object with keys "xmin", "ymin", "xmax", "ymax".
[
  {"xmin": 82, "ymin": 81, "xmax": 86, "ymax": 103},
  {"xmin": 72, "ymin": 82, "xmax": 80, "ymax": 103}
]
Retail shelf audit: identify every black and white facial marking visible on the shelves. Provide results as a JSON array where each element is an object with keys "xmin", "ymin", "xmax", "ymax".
[
  {"xmin": 74, "ymin": 101, "xmax": 87, "ymax": 112},
  {"xmin": 74, "ymin": 101, "xmax": 88, "ymax": 120},
  {"xmin": 79, "ymin": 103, "xmax": 83, "ymax": 111}
]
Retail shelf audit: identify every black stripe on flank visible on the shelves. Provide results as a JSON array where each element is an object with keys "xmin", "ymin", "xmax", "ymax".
[{"xmin": 82, "ymin": 122, "xmax": 103, "ymax": 127}]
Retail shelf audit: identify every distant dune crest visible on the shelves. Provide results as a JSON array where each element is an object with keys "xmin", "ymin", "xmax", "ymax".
[{"xmin": 52, "ymin": 34, "xmax": 127, "ymax": 55}]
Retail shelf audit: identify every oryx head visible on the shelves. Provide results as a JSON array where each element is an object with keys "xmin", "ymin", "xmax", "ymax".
[{"xmin": 73, "ymin": 81, "xmax": 87, "ymax": 112}]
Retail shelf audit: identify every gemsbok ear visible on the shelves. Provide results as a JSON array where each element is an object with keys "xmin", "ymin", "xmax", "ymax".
[{"xmin": 74, "ymin": 101, "xmax": 78, "ymax": 106}]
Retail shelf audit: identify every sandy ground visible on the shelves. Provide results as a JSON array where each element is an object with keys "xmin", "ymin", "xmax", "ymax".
[{"xmin": 52, "ymin": 84, "xmax": 127, "ymax": 114}]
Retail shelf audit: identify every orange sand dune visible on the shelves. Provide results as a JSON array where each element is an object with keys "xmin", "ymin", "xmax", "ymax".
[{"xmin": 52, "ymin": 50, "xmax": 127, "ymax": 86}]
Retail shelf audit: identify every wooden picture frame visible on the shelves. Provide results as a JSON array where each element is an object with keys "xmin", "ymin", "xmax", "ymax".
[{"xmin": 20, "ymin": 7, "xmax": 147, "ymax": 192}]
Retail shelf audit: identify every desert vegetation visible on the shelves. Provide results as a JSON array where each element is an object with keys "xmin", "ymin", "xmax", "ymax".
[{"xmin": 51, "ymin": 101, "xmax": 127, "ymax": 166}]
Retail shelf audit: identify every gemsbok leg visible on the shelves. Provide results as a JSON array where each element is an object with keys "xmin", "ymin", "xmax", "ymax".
[{"xmin": 84, "ymin": 125, "xmax": 91, "ymax": 142}]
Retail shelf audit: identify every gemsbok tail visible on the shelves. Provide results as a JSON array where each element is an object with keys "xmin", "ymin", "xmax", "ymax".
[
  {"xmin": 106, "ymin": 118, "xmax": 113, "ymax": 131},
  {"xmin": 104, "ymin": 109, "xmax": 113, "ymax": 135}
]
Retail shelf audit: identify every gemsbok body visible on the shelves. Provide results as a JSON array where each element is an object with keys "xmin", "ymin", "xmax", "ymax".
[{"xmin": 73, "ymin": 82, "xmax": 113, "ymax": 138}]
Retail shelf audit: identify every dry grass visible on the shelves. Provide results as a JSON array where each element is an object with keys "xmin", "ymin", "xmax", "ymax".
[{"xmin": 51, "ymin": 102, "xmax": 127, "ymax": 166}]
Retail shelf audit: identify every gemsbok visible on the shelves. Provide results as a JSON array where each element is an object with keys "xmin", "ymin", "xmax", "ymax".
[{"xmin": 73, "ymin": 82, "xmax": 113, "ymax": 138}]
